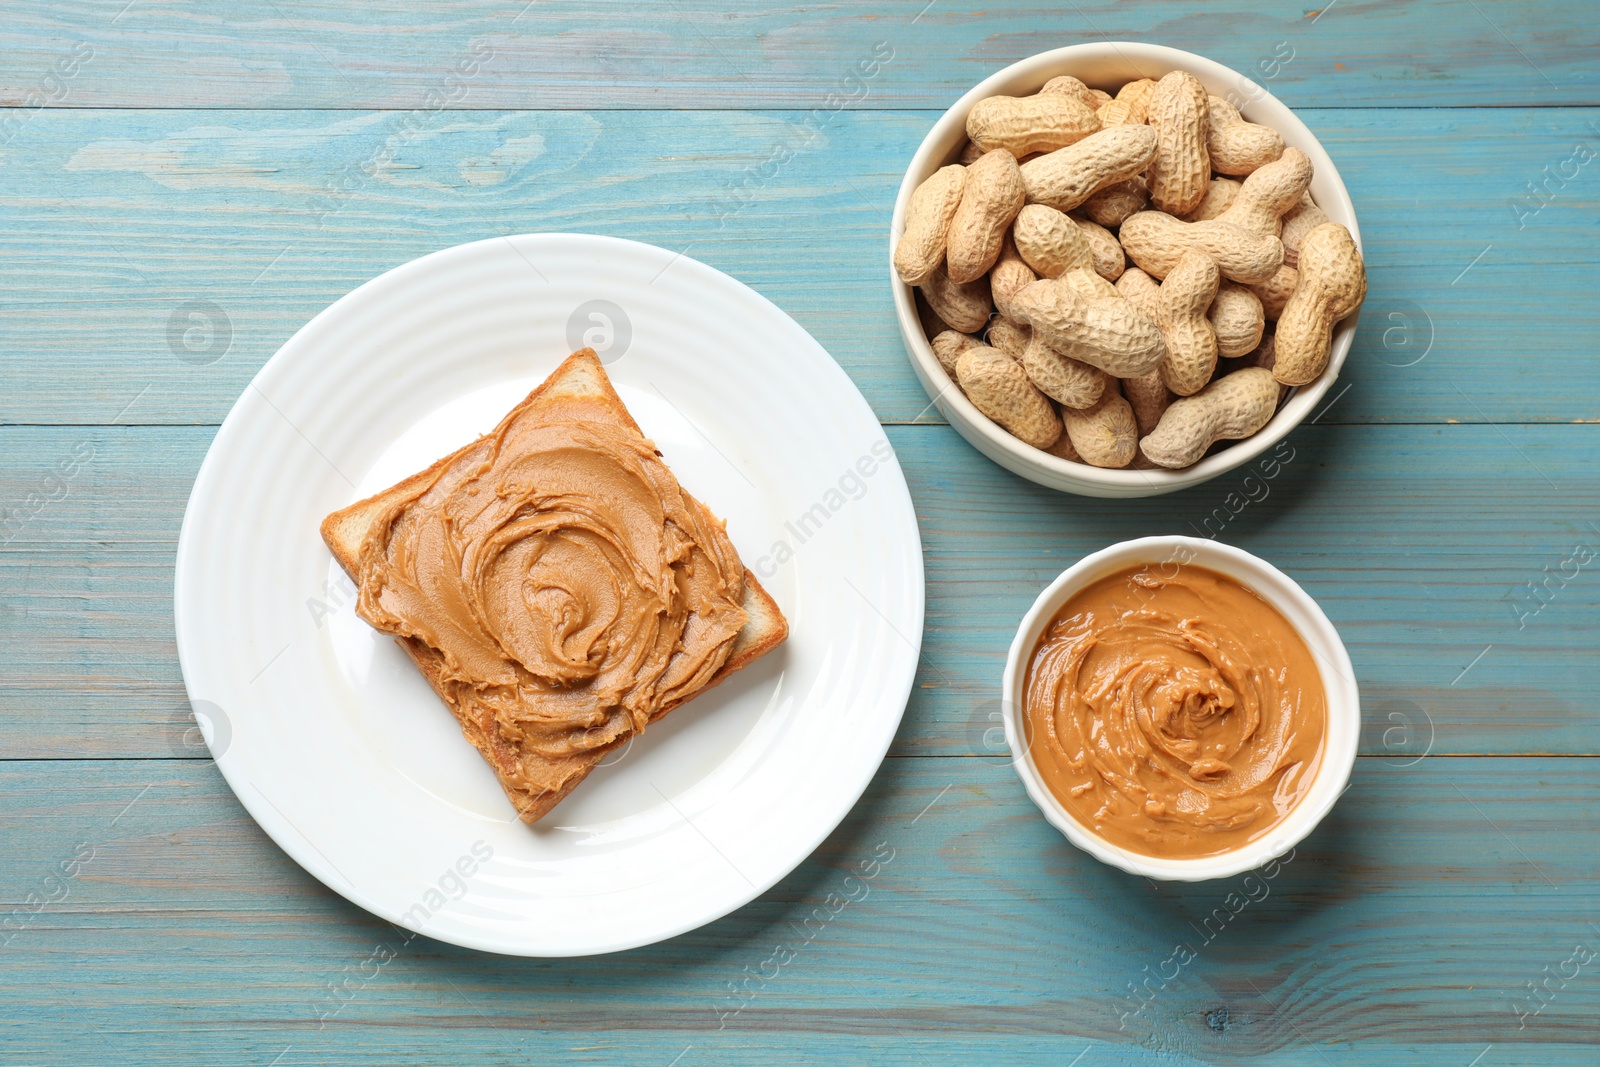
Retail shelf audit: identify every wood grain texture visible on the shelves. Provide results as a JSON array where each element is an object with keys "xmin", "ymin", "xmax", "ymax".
[
  {"xmin": 1, "ymin": 756, "xmax": 1595, "ymax": 1065},
  {"xmin": 3, "ymin": 5, "xmax": 1598, "ymax": 1063},
  {"xmin": 4, "ymin": 423, "xmax": 1598, "ymax": 759},
  {"xmin": 3, "ymin": 0, "xmax": 1597, "ymax": 109},
  {"xmin": 1, "ymin": 107, "xmax": 1596, "ymax": 427}
]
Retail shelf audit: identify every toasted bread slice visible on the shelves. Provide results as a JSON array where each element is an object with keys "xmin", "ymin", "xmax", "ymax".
[{"xmin": 320, "ymin": 349, "xmax": 787, "ymax": 823}]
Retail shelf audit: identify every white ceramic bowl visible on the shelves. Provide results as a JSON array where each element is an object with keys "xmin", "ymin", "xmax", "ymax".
[
  {"xmin": 890, "ymin": 43, "xmax": 1363, "ymax": 498},
  {"xmin": 1000, "ymin": 536, "xmax": 1359, "ymax": 881}
]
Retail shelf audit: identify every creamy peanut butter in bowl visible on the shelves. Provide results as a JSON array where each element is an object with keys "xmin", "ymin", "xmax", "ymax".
[{"xmin": 1000, "ymin": 536, "xmax": 1359, "ymax": 881}]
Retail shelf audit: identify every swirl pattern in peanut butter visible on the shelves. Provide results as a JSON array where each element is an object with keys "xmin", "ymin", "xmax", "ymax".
[
  {"xmin": 1024, "ymin": 563, "xmax": 1324, "ymax": 858},
  {"xmin": 355, "ymin": 401, "xmax": 748, "ymax": 797}
]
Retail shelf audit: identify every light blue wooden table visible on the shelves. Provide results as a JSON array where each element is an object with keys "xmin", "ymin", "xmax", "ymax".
[{"xmin": 3, "ymin": 2, "xmax": 1598, "ymax": 1064}]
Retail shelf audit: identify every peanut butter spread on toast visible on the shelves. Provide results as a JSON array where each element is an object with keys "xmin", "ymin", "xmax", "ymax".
[{"xmin": 354, "ymin": 388, "xmax": 749, "ymax": 799}]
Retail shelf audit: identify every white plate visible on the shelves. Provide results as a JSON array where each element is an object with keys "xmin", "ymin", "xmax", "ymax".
[{"xmin": 175, "ymin": 233, "xmax": 924, "ymax": 956}]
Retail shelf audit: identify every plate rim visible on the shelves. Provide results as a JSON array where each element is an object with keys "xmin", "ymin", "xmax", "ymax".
[{"xmin": 174, "ymin": 231, "xmax": 926, "ymax": 956}]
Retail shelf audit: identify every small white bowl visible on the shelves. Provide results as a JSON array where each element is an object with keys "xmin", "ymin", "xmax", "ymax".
[
  {"xmin": 890, "ymin": 43, "xmax": 1363, "ymax": 498},
  {"xmin": 1000, "ymin": 536, "xmax": 1359, "ymax": 881}
]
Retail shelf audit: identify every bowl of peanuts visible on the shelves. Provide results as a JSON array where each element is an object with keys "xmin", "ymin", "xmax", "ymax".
[{"xmin": 890, "ymin": 43, "xmax": 1366, "ymax": 498}]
